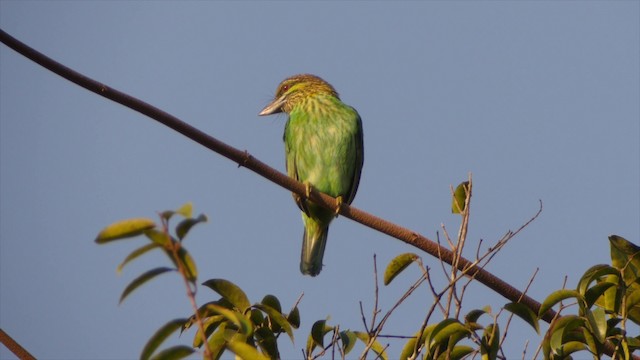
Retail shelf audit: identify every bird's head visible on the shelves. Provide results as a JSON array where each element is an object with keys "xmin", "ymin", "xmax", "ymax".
[{"xmin": 259, "ymin": 74, "xmax": 339, "ymax": 115}]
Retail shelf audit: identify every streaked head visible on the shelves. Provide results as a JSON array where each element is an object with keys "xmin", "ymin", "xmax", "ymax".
[{"xmin": 259, "ymin": 74, "xmax": 339, "ymax": 115}]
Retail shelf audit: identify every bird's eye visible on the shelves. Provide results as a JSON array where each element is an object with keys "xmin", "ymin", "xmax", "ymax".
[{"xmin": 282, "ymin": 84, "xmax": 290, "ymax": 92}]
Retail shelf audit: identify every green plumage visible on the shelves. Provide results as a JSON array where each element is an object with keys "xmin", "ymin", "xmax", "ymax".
[{"xmin": 259, "ymin": 74, "xmax": 364, "ymax": 276}]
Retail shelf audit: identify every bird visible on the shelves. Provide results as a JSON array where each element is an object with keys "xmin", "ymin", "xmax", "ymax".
[{"xmin": 259, "ymin": 74, "xmax": 364, "ymax": 276}]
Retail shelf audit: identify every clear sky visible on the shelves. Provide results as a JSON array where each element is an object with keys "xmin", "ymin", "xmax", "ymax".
[{"xmin": 1, "ymin": 1, "xmax": 638, "ymax": 359}]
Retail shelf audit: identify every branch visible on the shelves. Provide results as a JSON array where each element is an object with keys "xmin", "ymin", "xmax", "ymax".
[{"xmin": 0, "ymin": 28, "xmax": 604, "ymax": 336}]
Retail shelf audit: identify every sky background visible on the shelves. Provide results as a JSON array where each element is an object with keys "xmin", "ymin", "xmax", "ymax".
[{"xmin": 1, "ymin": 1, "xmax": 639, "ymax": 359}]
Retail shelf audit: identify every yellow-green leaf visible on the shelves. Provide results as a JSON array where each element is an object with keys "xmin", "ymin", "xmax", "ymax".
[
  {"xmin": 202, "ymin": 279, "xmax": 251, "ymax": 313},
  {"xmin": 145, "ymin": 228, "xmax": 172, "ymax": 247},
  {"xmin": 226, "ymin": 339, "xmax": 269, "ymax": 360},
  {"xmin": 148, "ymin": 345, "xmax": 194, "ymax": 360},
  {"xmin": 175, "ymin": 202, "xmax": 193, "ymax": 218},
  {"xmin": 504, "ymin": 302, "xmax": 540, "ymax": 334},
  {"xmin": 609, "ymin": 235, "xmax": 640, "ymax": 285},
  {"xmin": 253, "ymin": 304, "xmax": 294, "ymax": 342},
  {"xmin": 95, "ymin": 217, "xmax": 156, "ymax": 243},
  {"xmin": 176, "ymin": 214, "xmax": 207, "ymax": 240},
  {"xmin": 140, "ymin": 318, "xmax": 189, "ymax": 360},
  {"xmin": 117, "ymin": 243, "xmax": 160, "ymax": 274},
  {"xmin": 339, "ymin": 330, "xmax": 357, "ymax": 355},
  {"xmin": 120, "ymin": 267, "xmax": 174, "ymax": 304},
  {"xmin": 287, "ymin": 306, "xmax": 300, "ymax": 329},
  {"xmin": 176, "ymin": 248, "xmax": 197, "ymax": 282},
  {"xmin": 452, "ymin": 181, "xmax": 470, "ymax": 214},
  {"xmin": 204, "ymin": 303, "xmax": 253, "ymax": 336},
  {"xmin": 384, "ymin": 253, "xmax": 419, "ymax": 285},
  {"xmin": 353, "ymin": 331, "xmax": 388, "ymax": 360},
  {"xmin": 538, "ymin": 289, "xmax": 581, "ymax": 318}
]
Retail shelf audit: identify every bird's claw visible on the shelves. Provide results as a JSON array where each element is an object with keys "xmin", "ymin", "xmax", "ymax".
[{"xmin": 334, "ymin": 196, "xmax": 343, "ymax": 217}]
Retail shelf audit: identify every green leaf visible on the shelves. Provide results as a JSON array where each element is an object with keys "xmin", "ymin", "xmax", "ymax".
[
  {"xmin": 577, "ymin": 264, "xmax": 619, "ymax": 295},
  {"xmin": 204, "ymin": 303, "xmax": 253, "ymax": 336},
  {"xmin": 504, "ymin": 302, "xmax": 540, "ymax": 334},
  {"xmin": 287, "ymin": 306, "xmax": 300, "ymax": 329},
  {"xmin": 175, "ymin": 202, "xmax": 193, "ymax": 218},
  {"xmin": 353, "ymin": 331, "xmax": 388, "ymax": 360},
  {"xmin": 176, "ymin": 214, "xmax": 207, "ymax": 241},
  {"xmin": 120, "ymin": 267, "xmax": 174, "ymax": 304},
  {"xmin": 310, "ymin": 320, "xmax": 331, "ymax": 348},
  {"xmin": 384, "ymin": 253, "xmax": 419, "ymax": 285},
  {"xmin": 480, "ymin": 323, "xmax": 500, "ymax": 360},
  {"xmin": 226, "ymin": 339, "xmax": 269, "ymax": 360},
  {"xmin": 584, "ymin": 281, "xmax": 616, "ymax": 308},
  {"xmin": 253, "ymin": 304, "xmax": 294, "ymax": 342},
  {"xmin": 148, "ymin": 345, "xmax": 195, "ymax": 360},
  {"xmin": 117, "ymin": 243, "xmax": 160, "ymax": 274},
  {"xmin": 254, "ymin": 327, "xmax": 279, "ymax": 359},
  {"xmin": 609, "ymin": 235, "xmax": 640, "ymax": 285},
  {"xmin": 261, "ymin": 294, "xmax": 282, "ymax": 313},
  {"xmin": 442, "ymin": 345, "xmax": 474, "ymax": 360},
  {"xmin": 464, "ymin": 308, "xmax": 488, "ymax": 324},
  {"xmin": 202, "ymin": 279, "xmax": 251, "ymax": 313},
  {"xmin": 145, "ymin": 229, "xmax": 172, "ymax": 247},
  {"xmin": 452, "ymin": 181, "xmax": 470, "ymax": 214},
  {"xmin": 547, "ymin": 315, "xmax": 584, "ymax": 352},
  {"xmin": 95, "ymin": 218, "xmax": 156, "ymax": 243},
  {"xmin": 538, "ymin": 289, "xmax": 581, "ymax": 318},
  {"xmin": 585, "ymin": 307, "xmax": 607, "ymax": 344},
  {"xmin": 175, "ymin": 247, "xmax": 197, "ymax": 282},
  {"xmin": 429, "ymin": 319, "xmax": 470, "ymax": 349},
  {"xmin": 399, "ymin": 327, "xmax": 431, "ymax": 360},
  {"xmin": 140, "ymin": 318, "xmax": 189, "ymax": 360},
  {"xmin": 339, "ymin": 330, "xmax": 357, "ymax": 355}
]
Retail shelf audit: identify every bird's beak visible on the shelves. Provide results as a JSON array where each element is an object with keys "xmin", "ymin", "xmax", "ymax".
[{"xmin": 259, "ymin": 95, "xmax": 286, "ymax": 116}]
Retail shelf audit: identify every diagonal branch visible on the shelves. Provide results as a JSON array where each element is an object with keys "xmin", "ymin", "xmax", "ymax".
[
  {"xmin": 2, "ymin": 31, "xmax": 625, "ymax": 360},
  {"xmin": 0, "ymin": 26, "xmax": 551, "ymax": 322}
]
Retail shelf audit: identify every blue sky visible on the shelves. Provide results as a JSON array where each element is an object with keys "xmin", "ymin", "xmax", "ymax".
[{"xmin": 1, "ymin": 1, "xmax": 638, "ymax": 359}]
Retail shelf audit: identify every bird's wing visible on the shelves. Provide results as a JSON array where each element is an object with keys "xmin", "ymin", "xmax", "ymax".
[
  {"xmin": 345, "ymin": 113, "xmax": 364, "ymax": 205},
  {"xmin": 284, "ymin": 119, "xmax": 309, "ymax": 214}
]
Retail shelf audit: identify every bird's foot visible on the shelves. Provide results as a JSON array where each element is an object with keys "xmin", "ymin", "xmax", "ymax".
[
  {"xmin": 304, "ymin": 182, "xmax": 312, "ymax": 199},
  {"xmin": 334, "ymin": 196, "xmax": 343, "ymax": 217}
]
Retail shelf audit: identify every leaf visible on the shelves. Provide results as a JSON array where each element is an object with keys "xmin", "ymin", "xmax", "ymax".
[
  {"xmin": 261, "ymin": 294, "xmax": 282, "ymax": 313},
  {"xmin": 204, "ymin": 303, "xmax": 253, "ymax": 336},
  {"xmin": 584, "ymin": 281, "xmax": 616, "ymax": 308},
  {"xmin": 175, "ymin": 247, "xmax": 197, "ymax": 282},
  {"xmin": 176, "ymin": 214, "xmax": 207, "ymax": 241},
  {"xmin": 480, "ymin": 323, "xmax": 500, "ymax": 360},
  {"xmin": 547, "ymin": 315, "xmax": 585, "ymax": 355},
  {"xmin": 310, "ymin": 320, "xmax": 331, "ymax": 348},
  {"xmin": 120, "ymin": 267, "xmax": 174, "ymax": 304},
  {"xmin": 577, "ymin": 264, "xmax": 618, "ymax": 295},
  {"xmin": 384, "ymin": 253, "xmax": 419, "ymax": 285},
  {"xmin": 117, "ymin": 243, "xmax": 160, "ymax": 274},
  {"xmin": 443, "ymin": 345, "xmax": 474, "ymax": 360},
  {"xmin": 202, "ymin": 279, "xmax": 251, "ymax": 313},
  {"xmin": 538, "ymin": 289, "xmax": 581, "ymax": 318},
  {"xmin": 95, "ymin": 217, "xmax": 156, "ymax": 243},
  {"xmin": 226, "ymin": 339, "xmax": 269, "ymax": 360},
  {"xmin": 175, "ymin": 202, "xmax": 193, "ymax": 218},
  {"xmin": 399, "ymin": 328, "xmax": 431, "ymax": 360},
  {"xmin": 585, "ymin": 306, "xmax": 607, "ymax": 344},
  {"xmin": 148, "ymin": 345, "xmax": 195, "ymax": 360},
  {"xmin": 140, "ymin": 318, "xmax": 189, "ymax": 360},
  {"xmin": 452, "ymin": 181, "xmax": 470, "ymax": 214},
  {"xmin": 504, "ymin": 302, "xmax": 540, "ymax": 334},
  {"xmin": 339, "ymin": 330, "xmax": 357, "ymax": 355},
  {"xmin": 145, "ymin": 228, "xmax": 172, "ymax": 247},
  {"xmin": 609, "ymin": 235, "xmax": 640, "ymax": 285},
  {"xmin": 354, "ymin": 331, "xmax": 388, "ymax": 360},
  {"xmin": 429, "ymin": 319, "xmax": 470, "ymax": 349},
  {"xmin": 253, "ymin": 304, "xmax": 294, "ymax": 342},
  {"xmin": 287, "ymin": 306, "xmax": 300, "ymax": 329},
  {"xmin": 254, "ymin": 327, "xmax": 279, "ymax": 359}
]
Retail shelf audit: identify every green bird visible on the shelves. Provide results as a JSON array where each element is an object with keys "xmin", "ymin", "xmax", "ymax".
[{"xmin": 259, "ymin": 74, "xmax": 364, "ymax": 276}]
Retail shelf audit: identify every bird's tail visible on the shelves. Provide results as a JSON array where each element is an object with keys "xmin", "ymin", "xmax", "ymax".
[{"xmin": 300, "ymin": 217, "xmax": 329, "ymax": 277}]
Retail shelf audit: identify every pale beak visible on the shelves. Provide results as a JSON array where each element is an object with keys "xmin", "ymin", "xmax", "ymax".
[{"xmin": 259, "ymin": 95, "xmax": 286, "ymax": 116}]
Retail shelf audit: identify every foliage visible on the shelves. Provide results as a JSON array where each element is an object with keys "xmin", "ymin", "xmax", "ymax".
[{"xmin": 96, "ymin": 184, "xmax": 639, "ymax": 359}]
